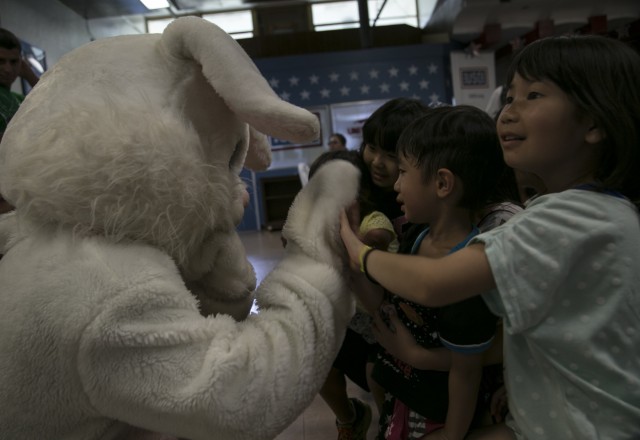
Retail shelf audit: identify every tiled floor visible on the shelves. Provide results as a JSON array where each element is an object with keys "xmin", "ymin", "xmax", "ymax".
[{"xmin": 239, "ymin": 230, "xmax": 379, "ymax": 440}]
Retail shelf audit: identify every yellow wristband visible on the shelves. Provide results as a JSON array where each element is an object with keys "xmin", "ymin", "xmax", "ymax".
[{"xmin": 358, "ymin": 245, "xmax": 372, "ymax": 273}]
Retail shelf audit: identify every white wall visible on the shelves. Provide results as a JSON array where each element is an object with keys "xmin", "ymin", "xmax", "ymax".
[
  {"xmin": 0, "ymin": 0, "xmax": 150, "ymax": 94},
  {"xmin": 87, "ymin": 15, "xmax": 147, "ymax": 40},
  {"xmin": 0, "ymin": 0, "xmax": 89, "ymax": 67}
]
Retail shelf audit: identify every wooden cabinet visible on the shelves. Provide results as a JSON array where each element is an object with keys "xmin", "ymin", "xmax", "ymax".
[{"xmin": 260, "ymin": 175, "xmax": 301, "ymax": 231}]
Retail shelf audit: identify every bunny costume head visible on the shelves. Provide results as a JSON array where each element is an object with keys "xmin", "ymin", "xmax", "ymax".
[{"xmin": 0, "ymin": 17, "xmax": 358, "ymax": 439}]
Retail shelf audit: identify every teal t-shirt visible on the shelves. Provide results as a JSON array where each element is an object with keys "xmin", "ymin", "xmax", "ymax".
[
  {"xmin": 0, "ymin": 86, "xmax": 24, "ymax": 134},
  {"xmin": 473, "ymin": 189, "xmax": 640, "ymax": 439}
]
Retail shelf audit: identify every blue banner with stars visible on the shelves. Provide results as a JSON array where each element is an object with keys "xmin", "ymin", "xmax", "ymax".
[{"xmin": 255, "ymin": 43, "xmax": 452, "ymax": 109}]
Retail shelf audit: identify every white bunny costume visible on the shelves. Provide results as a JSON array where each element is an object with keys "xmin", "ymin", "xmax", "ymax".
[{"xmin": 0, "ymin": 17, "xmax": 358, "ymax": 440}]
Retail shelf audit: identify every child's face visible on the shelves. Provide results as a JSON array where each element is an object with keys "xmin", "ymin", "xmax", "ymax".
[
  {"xmin": 362, "ymin": 143, "xmax": 399, "ymax": 189},
  {"xmin": 394, "ymin": 154, "xmax": 434, "ymax": 224},
  {"xmin": 498, "ymin": 73, "xmax": 597, "ymax": 192},
  {"xmin": 0, "ymin": 47, "xmax": 21, "ymax": 89}
]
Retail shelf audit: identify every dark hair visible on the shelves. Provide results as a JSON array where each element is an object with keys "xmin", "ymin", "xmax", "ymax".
[
  {"xmin": 308, "ymin": 150, "xmax": 376, "ymax": 217},
  {"xmin": 505, "ymin": 35, "xmax": 640, "ymax": 205},
  {"xmin": 397, "ymin": 105, "xmax": 504, "ymax": 211},
  {"xmin": 358, "ymin": 98, "xmax": 431, "ymax": 220},
  {"xmin": 330, "ymin": 133, "xmax": 346, "ymax": 145},
  {"xmin": 360, "ymin": 98, "xmax": 430, "ymax": 155},
  {"xmin": 0, "ymin": 28, "xmax": 21, "ymax": 52}
]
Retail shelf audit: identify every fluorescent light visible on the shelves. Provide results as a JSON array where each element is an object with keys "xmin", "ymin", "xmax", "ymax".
[{"xmin": 140, "ymin": 0, "xmax": 170, "ymax": 10}]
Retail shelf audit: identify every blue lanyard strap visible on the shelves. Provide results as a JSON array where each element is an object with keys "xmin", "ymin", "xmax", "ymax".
[{"xmin": 411, "ymin": 225, "xmax": 479, "ymax": 255}]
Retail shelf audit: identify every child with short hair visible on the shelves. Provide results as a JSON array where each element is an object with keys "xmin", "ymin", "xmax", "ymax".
[
  {"xmin": 369, "ymin": 105, "xmax": 506, "ymax": 440},
  {"xmin": 341, "ymin": 35, "xmax": 640, "ymax": 440}
]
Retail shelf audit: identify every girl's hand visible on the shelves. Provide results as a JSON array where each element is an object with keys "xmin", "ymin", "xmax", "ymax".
[{"xmin": 340, "ymin": 209, "xmax": 366, "ymax": 272}]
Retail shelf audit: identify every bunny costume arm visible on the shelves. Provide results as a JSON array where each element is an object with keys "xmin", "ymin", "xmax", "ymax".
[
  {"xmin": 0, "ymin": 162, "xmax": 358, "ymax": 440},
  {"xmin": 79, "ymin": 162, "xmax": 358, "ymax": 440}
]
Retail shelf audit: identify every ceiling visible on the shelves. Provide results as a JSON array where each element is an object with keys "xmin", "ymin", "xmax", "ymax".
[
  {"xmin": 59, "ymin": 0, "xmax": 640, "ymax": 53},
  {"xmin": 446, "ymin": 0, "xmax": 640, "ymax": 47}
]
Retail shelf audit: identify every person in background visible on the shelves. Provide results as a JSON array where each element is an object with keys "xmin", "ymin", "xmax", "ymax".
[
  {"xmin": 0, "ymin": 27, "xmax": 40, "ymax": 215},
  {"xmin": 341, "ymin": 35, "xmax": 640, "ymax": 440},
  {"xmin": 299, "ymin": 133, "xmax": 347, "ymax": 186},
  {"xmin": 0, "ymin": 27, "xmax": 39, "ymax": 137},
  {"xmin": 328, "ymin": 133, "xmax": 348, "ymax": 151}
]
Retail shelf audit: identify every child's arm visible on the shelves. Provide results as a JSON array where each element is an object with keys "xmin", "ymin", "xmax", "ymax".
[
  {"xmin": 350, "ymin": 225, "xmax": 394, "ymax": 314},
  {"xmin": 373, "ymin": 307, "xmax": 503, "ymax": 371},
  {"xmin": 341, "ymin": 211, "xmax": 495, "ymax": 307},
  {"xmin": 372, "ymin": 306, "xmax": 452, "ymax": 371},
  {"xmin": 434, "ymin": 351, "xmax": 484, "ymax": 440},
  {"xmin": 349, "ymin": 271, "xmax": 384, "ymax": 314}
]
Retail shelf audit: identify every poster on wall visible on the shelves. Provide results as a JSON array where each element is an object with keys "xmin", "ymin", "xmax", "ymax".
[
  {"xmin": 449, "ymin": 51, "xmax": 496, "ymax": 111},
  {"xmin": 269, "ymin": 105, "xmax": 329, "ymax": 151},
  {"xmin": 329, "ymin": 99, "xmax": 388, "ymax": 151}
]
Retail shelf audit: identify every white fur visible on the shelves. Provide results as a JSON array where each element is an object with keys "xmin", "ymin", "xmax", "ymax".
[{"xmin": 0, "ymin": 17, "xmax": 358, "ymax": 440}]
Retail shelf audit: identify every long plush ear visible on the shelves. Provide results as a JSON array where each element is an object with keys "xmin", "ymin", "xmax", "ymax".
[
  {"xmin": 245, "ymin": 127, "xmax": 272, "ymax": 171},
  {"xmin": 160, "ymin": 17, "xmax": 319, "ymax": 151}
]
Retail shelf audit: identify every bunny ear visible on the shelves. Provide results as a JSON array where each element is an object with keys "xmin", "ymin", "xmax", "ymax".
[
  {"xmin": 245, "ymin": 127, "xmax": 272, "ymax": 171},
  {"xmin": 160, "ymin": 16, "xmax": 319, "ymax": 144}
]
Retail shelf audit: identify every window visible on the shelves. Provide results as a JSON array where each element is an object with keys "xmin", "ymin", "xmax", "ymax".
[
  {"xmin": 312, "ymin": 0, "xmax": 420, "ymax": 31},
  {"xmin": 147, "ymin": 10, "xmax": 254, "ymax": 39},
  {"xmin": 146, "ymin": 17, "xmax": 175, "ymax": 34},
  {"xmin": 368, "ymin": 0, "xmax": 417, "ymax": 27},
  {"xmin": 202, "ymin": 11, "xmax": 254, "ymax": 39},
  {"xmin": 312, "ymin": 1, "xmax": 360, "ymax": 31}
]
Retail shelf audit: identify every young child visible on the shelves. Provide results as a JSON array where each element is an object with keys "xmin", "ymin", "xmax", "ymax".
[
  {"xmin": 310, "ymin": 150, "xmax": 398, "ymax": 440},
  {"xmin": 314, "ymin": 99, "xmax": 432, "ymax": 440},
  {"xmin": 341, "ymin": 35, "xmax": 640, "ymax": 440},
  {"xmin": 359, "ymin": 98, "xmax": 431, "ymax": 238},
  {"xmin": 368, "ymin": 105, "xmax": 506, "ymax": 440}
]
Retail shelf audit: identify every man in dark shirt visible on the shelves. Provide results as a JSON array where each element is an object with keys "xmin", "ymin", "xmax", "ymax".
[{"xmin": 0, "ymin": 27, "xmax": 39, "ymax": 214}]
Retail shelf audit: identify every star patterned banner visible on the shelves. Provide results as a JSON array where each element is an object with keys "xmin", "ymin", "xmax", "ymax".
[{"xmin": 256, "ymin": 43, "xmax": 451, "ymax": 109}]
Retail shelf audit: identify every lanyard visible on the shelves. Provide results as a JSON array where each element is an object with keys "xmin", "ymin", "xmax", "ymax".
[{"xmin": 410, "ymin": 225, "xmax": 480, "ymax": 255}]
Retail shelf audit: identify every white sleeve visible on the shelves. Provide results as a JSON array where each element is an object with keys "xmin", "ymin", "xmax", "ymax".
[
  {"xmin": 78, "ymin": 161, "xmax": 359, "ymax": 440},
  {"xmin": 473, "ymin": 191, "xmax": 631, "ymax": 334}
]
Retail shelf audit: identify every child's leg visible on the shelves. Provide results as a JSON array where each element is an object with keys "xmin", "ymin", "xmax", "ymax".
[
  {"xmin": 320, "ymin": 366, "xmax": 355, "ymax": 423},
  {"xmin": 465, "ymin": 423, "xmax": 516, "ymax": 440},
  {"xmin": 376, "ymin": 395, "xmax": 396, "ymax": 440},
  {"xmin": 366, "ymin": 360, "xmax": 385, "ymax": 414}
]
